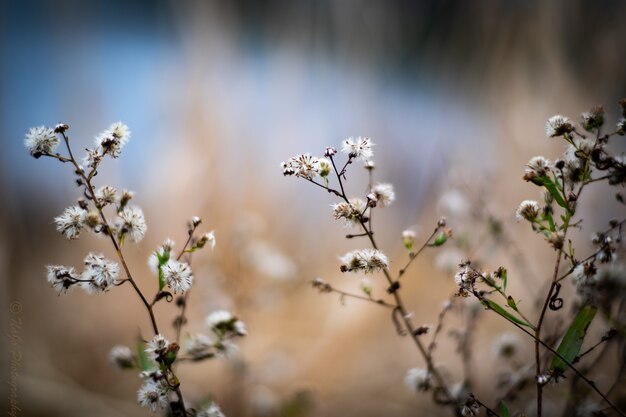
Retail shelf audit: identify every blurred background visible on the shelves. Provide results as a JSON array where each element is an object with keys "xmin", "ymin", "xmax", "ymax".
[{"xmin": 1, "ymin": 0, "xmax": 626, "ymax": 416}]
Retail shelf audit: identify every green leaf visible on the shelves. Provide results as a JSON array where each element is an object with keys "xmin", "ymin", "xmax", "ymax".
[
  {"xmin": 501, "ymin": 269, "xmax": 508, "ymax": 292},
  {"xmin": 136, "ymin": 340, "xmax": 153, "ymax": 371},
  {"xmin": 551, "ymin": 305, "xmax": 597, "ymax": 373},
  {"xmin": 429, "ymin": 232, "xmax": 448, "ymax": 247},
  {"xmin": 542, "ymin": 177, "xmax": 569, "ymax": 212},
  {"xmin": 500, "ymin": 401, "xmax": 510, "ymax": 417},
  {"xmin": 156, "ymin": 250, "xmax": 171, "ymax": 291},
  {"xmin": 481, "ymin": 299, "xmax": 535, "ymax": 329}
]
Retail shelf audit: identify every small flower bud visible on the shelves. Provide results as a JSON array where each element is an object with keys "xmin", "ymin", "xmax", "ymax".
[
  {"xmin": 54, "ymin": 123, "xmax": 69, "ymax": 134},
  {"xmin": 366, "ymin": 193, "xmax": 378, "ymax": 207},
  {"xmin": 364, "ymin": 160, "xmax": 375, "ymax": 170},
  {"xmin": 191, "ymin": 216, "xmax": 202, "ymax": 227},
  {"xmin": 402, "ymin": 230, "xmax": 416, "ymax": 251},
  {"xmin": 324, "ymin": 147, "xmax": 337, "ymax": 157},
  {"xmin": 581, "ymin": 105, "xmax": 604, "ymax": 132},
  {"xmin": 437, "ymin": 217, "xmax": 447, "ymax": 228},
  {"xmin": 118, "ymin": 190, "xmax": 134, "ymax": 209}
]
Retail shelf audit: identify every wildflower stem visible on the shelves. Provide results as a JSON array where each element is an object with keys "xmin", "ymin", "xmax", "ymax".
[
  {"xmin": 398, "ymin": 224, "xmax": 441, "ymax": 279},
  {"xmin": 175, "ymin": 228, "xmax": 197, "ymax": 344},
  {"xmin": 318, "ymin": 283, "xmax": 396, "ymax": 309},
  {"xmin": 302, "ymin": 177, "xmax": 343, "ymax": 197},
  {"xmin": 488, "ymin": 294, "xmax": 626, "ymax": 417},
  {"xmin": 328, "ymin": 156, "xmax": 454, "ymax": 405},
  {"xmin": 60, "ymin": 133, "xmax": 189, "ymax": 416}
]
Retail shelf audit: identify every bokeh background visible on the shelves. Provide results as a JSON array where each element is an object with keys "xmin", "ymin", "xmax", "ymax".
[{"xmin": 1, "ymin": 0, "xmax": 626, "ymax": 416}]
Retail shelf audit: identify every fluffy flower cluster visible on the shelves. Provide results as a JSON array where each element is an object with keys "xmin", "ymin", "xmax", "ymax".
[
  {"xmin": 197, "ymin": 403, "xmax": 226, "ymax": 417},
  {"xmin": 46, "ymin": 252, "xmax": 119, "ymax": 295},
  {"xmin": 161, "ymin": 259, "xmax": 193, "ymax": 293},
  {"xmin": 206, "ymin": 310, "xmax": 247, "ymax": 336},
  {"xmin": 545, "ymin": 115, "xmax": 574, "ymax": 138},
  {"xmin": 281, "ymin": 154, "xmax": 331, "ymax": 180},
  {"xmin": 454, "ymin": 263, "xmax": 484, "ymax": 297},
  {"xmin": 116, "ymin": 206, "xmax": 147, "ymax": 243},
  {"xmin": 54, "ymin": 206, "xmax": 88, "ymax": 239},
  {"xmin": 82, "ymin": 253, "xmax": 120, "ymax": 294},
  {"xmin": 145, "ymin": 334, "xmax": 171, "ymax": 361},
  {"xmin": 368, "ymin": 183, "xmax": 395, "ymax": 207},
  {"xmin": 339, "ymin": 249, "xmax": 388, "ymax": 273},
  {"xmin": 515, "ymin": 200, "xmax": 540, "ymax": 222},
  {"xmin": 183, "ymin": 311, "xmax": 247, "ymax": 360},
  {"xmin": 332, "ymin": 198, "xmax": 366, "ymax": 227},
  {"xmin": 137, "ymin": 378, "xmax": 169, "ymax": 412},
  {"xmin": 109, "ymin": 345, "xmax": 134, "ymax": 369},
  {"xmin": 341, "ymin": 136, "xmax": 374, "ymax": 161},
  {"xmin": 94, "ymin": 121, "xmax": 131, "ymax": 158},
  {"xmin": 24, "ymin": 126, "xmax": 59, "ymax": 157},
  {"xmin": 404, "ymin": 367, "xmax": 432, "ymax": 392},
  {"xmin": 523, "ymin": 156, "xmax": 552, "ymax": 184}
]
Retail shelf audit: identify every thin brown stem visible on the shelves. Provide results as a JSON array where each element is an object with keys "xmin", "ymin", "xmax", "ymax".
[
  {"xmin": 60, "ymin": 134, "xmax": 189, "ymax": 416},
  {"xmin": 398, "ymin": 225, "xmax": 441, "ymax": 280},
  {"xmin": 488, "ymin": 301, "xmax": 626, "ymax": 417}
]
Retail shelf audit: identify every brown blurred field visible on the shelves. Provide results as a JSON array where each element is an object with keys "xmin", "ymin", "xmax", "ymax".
[{"xmin": 1, "ymin": 1, "xmax": 626, "ymax": 416}]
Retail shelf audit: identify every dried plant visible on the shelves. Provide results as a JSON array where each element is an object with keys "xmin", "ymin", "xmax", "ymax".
[
  {"xmin": 25, "ymin": 122, "xmax": 245, "ymax": 416},
  {"xmin": 281, "ymin": 101, "xmax": 626, "ymax": 416}
]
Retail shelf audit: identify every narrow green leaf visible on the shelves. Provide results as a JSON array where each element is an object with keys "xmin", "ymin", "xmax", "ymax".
[
  {"xmin": 136, "ymin": 340, "xmax": 153, "ymax": 371},
  {"xmin": 501, "ymin": 269, "xmax": 508, "ymax": 292},
  {"xmin": 481, "ymin": 299, "xmax": 534, "ymax": 329},
  {"xmin": 156, "ymin": 251, "xmax": 170, "ymax": 291},
  {"xmin": 500, "ymin": 401, "xmax": 510, "ymax": 417},
  {"xmin": 542, "ymin": 177, "xmax": 569, "ymax": 212},
  {"xmin": 551, "ymin": 305, "xmax": 597, "ymax": 373}
]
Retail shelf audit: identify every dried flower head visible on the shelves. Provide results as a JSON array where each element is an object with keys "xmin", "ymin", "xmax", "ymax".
[
  {"xmin": 145, "ymin": 334, "xmax": 170, "ymax": 360},
  {"xmin": 116, "ymin": 205, "xmax": 147, "ymax": 243},
  {"xmin": 109, "ymin": 345, "xmax": 134, "ymax": 369},
  {"xmin": 581, "ymin": 105, "xmax": 604, "ymax": 132},
  {"xmin": 516, "ymin": 200, "xmax": 540, "ymax": 222},
  {"xmin": 185, "ymin": 334, "xmax": 214, "ymax": 358},
  {"xmin": 162, "ymin": 259, "xmax": 193, "ymax": 293},
  {"xmin": 545, "ymin": 115, "xmax": 574, "ymax": 138},
  {"xmin": 96, "ymin": 121, "xmax": 131, "ymax": 158},
  {"xmin": 370, "ymin": 183, "xmax": 395, "ymax": 207},
  {"xmin": 24, "ymin": 126, "xmax": 59, "ymax": 157},
  {"xmin": 95, "ymin": 186, "xmax": 118, "ymax": 206},
  {"xmin": 339, "ymin": 249, "xmax": 388, "ymax": 273},
  {"xmin": 137, "ymin": 380, "xmax": 169, "ymax": 412},
  {"xmin": 197, "ymin": 403, "xmax": 226, "ymax": 417},
  {"xmin": 81, "ymin": 253, "xmax": 120, "ymax": 294},
  {"xmin": 206, "ymin": 310, "xmax": 247, "ymax": 336},
  {"xmin": 460, "ymin": 396, "xmax": 480, "ymax": 416},
  {"xmin": 281, "ymin": 154, "xmax": 322, "ymax": 179},
  {"xmin": 54, "ymin": 205, "xmax": 88, "ymax": 239},
  {"xmin": 332, "ymin": 198, "xmax": 366, "ymax": 227},
  {"xmin": 523, "ymin": 156, "xmax": 552, "ymax": 184},
  {"xmin": 196, "ymin": 231, "xmax": 216, "ymax": 250},
  {"xmin": 46, "ymin": 265, "xmax": 79, "ymax": 294},
  {"xmin": 404, "ymin": 367, "xmax": 431, "ymax": 391},
  {"xmin": 341, "ymin": 136, "xmax": 374, "ymax": 161}
]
